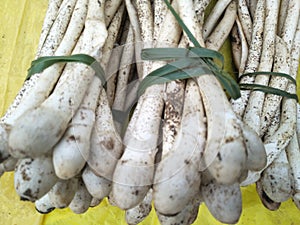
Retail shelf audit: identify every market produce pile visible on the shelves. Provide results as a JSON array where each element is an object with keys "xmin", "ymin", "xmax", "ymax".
[{"xmin": 0, "ymin": 0, "xmax": 299, "ymax": 224}]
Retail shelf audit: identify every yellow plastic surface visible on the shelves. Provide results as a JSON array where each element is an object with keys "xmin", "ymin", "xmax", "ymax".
[{"xmin": 0, "ymin": 1, "xmax": 300, "ymax": 224}]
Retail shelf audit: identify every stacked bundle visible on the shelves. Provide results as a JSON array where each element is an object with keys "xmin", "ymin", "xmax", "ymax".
[{"xmin": 0, "ymin": 0, "xmax": 299, "ymax": 224}]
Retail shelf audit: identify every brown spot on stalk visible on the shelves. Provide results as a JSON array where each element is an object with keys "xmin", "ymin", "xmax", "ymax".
[
  {"xmin": 21, "ymin": 171, "xmax": 31, "ymax": 181},
  {"xmin": 225, "ymin": 136, "xmax": 234, "ymax": 143},
  {"xmin": 184, "ymin": 159, "xmax": 190, "ymax": 165},
  {"xmin": 101, "ymin": 138, "xmax": 114, "ymax": 150}
]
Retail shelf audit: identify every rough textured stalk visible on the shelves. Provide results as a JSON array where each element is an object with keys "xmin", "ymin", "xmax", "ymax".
[
  {"xmin": 69, "ymin": 178, "xmax": 93, "ymax": 214},
  {"xmin": 8, "ymin": 0, "xmax": 108, "ymax": 158},
  {"xmin": 82, "ymin": 165, "xmax": 112, "ymax": 199},
  {"xmin": 230, "ymin": 0, "xmax": 265, "ymax": 117},
  {"xmin": 202, "ymin": 0, "xmax": 232, "ymax": 39},
  {"xmin": 194, "ymin": 0, "xmax": 211, "ymax": 47},
  {"xmin": 39, "ymin": 0, "xmax": 77, "ymax": 57},
  {"xmin": 87, "ymin": 87, "xmax": 123, "ymax": 180},
  {"xmin": 111, "ymin": 2, "xmax": 181, "ymax": 209},
  {"xmin": 286, "ymin": 133, "xmax": 300, "ymax": 209},
  {"xmin": 153, "ymin": 79, "xmax": 205, "ymax": 215},
  {"xmin": 200, "ymin": 171, "xmax": 242, "ymax": 224},
  {"xmin": 243, "ymin": 0, "xmax": 280, "ymax": 135},
  {"xmin": 125, "ymin": 189, "xmax": 153, "ymax": 225},
  {"xmin": 237, "ymin": 0, "xmax": 252, "ymax": 45},
  {"xmin": 53, "ymin": 76, "xmax": 101, "ymax": 179},
  {"xmin": 2, "ymin": 0, "xmax": 88, "ymax": 126},
  {"xmin": 260, "ymin": 37, "xmax": 290, "ymax": 136},
  {"xmin": 103, "ymin": 4, "xmax": 125, "ymax": 106},
  {"xmin": 260, "ymin": 149, "xmax": 293, "ymax": 202},
  {"xmin": 205, "ymin": 1, "xmax": 237, "ymax": 51},
  {"xmin": 36, "ymin": 0, "xmax": 64, "ymax": 58}
]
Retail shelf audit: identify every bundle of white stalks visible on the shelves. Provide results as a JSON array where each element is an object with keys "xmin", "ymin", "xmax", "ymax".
[{"xmin": 1, "ymin": 0, "xmax": 300, "ymax": 224}]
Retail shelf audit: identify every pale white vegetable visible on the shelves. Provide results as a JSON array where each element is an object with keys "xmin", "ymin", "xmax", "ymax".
[
  {"xmin": 153, "ymin": 79, "xmax": 205, "ymax": 215},
  {"xmin": 286, "ymin": 133, "xmax": 300, "ymax": 209},
  {"xmin": 35, "ymin": 193, "xmax": 55, "ymax": 214},
  {"xmin": 235, "ymin": 18, "xmax": 249, "ymax": 75},
  {"xmin": 243, "ymin": 0, "xmax": 280, "ymax": 135},
  {"xmin": 87, "ymin": 87, "xmax": 123, "ymax": 180},
  {"xmin": 53, "ymin": 76, "xmax": 101, "ymax": 180},
  {"xmin": 260, "ymin": 37, "xmax": 290, "ymax": 136},
  {"xmin": 156, "ymin": 194, "xmax": 201, "ymax": 225},
  {"xmin": 0, "ymin": 157, "xmax": 18, "ymax": 176},
  {"xmin": 36, "ymin": 0, "xmax": 63, "ymax": 57},
  {"xmin": 3, "ymin": 0, "xmax": 88, "ymax": 129},
  {"xmin": 239, "ymin": 122, "xmax": 266, "ymax": 171},
  {"xmin": 104, "ymin": 0, "xmax": 123, "ymax": 26},
  {"xmin": 69, "ymin": 178, "xmax": 93, "ymax": 214},
  {"xmin": 39, "ymin": 0, "xmax": 77, "ymax": 56},
  {"xmin": 103, "ymin": 3, "xmax": 125, "ymax": 106},
  {"xmin": 237, "ymin": 0, "xmax": 252, "ymax": 45},
  {"xmin": 198, "ymin": 75, "xmax": 246, "ymax": 184},
  {"xmin": 111, "ymin": 1, "xmax": 181, "ymax": 209},
  {"xmin": 256, "ymin": 180, "xmax": 281, "ymax": 210},
  {"xmin": 14, "ymin": 155, "xmax": 58, "ymax": 201},
  {"xmin": 82, "ymin": 165, "xmax": 112, "ymax": 200},
  {"xmin": 0, "ymin": 125, "xmax": 9, "ymax": 163},
  {"xmin": 277, "ymin": 0, "xmax": 290, "ymax": 35},
  {"xmin": 205, "ymin": 1, "xmax": 237, "ymax": 51},
  {"xmin": 202, "ymin": 0, "xmax": 232, "ymax": 40},
  {"xmin": 48, "ymin": 178, "xmax": 78, "ymax": 208},
  {"xmin": 112, "ymin": 26, "xmax": 135, "ymax": 133},
  {"xmin": 90, "ymin": 198, "xmax": 102, "ymax": 207},
  {"xmin": 230, "ymin": 0, "xmax": 265, "ymax": 117},
  {"xmin": 8, "ymin": 0, "xmax": 108, "ymax": 158},
  {"xmin": 200, "ymin": 172, "xmax": 242, "ymax": 224},
  {"xmin": 193, "ymin": 0, "xmax": 211, "ymax": 47},
  {"xmin": 260, "ymin": 149, "xmax": 293, "ymax": 203},
  {"xmin": 280, "ymin": 0, "xmax": 299, "ymax": 51},
  {"xmin": 125, "ymin": 189, "xmax": 153, "ymax": 225}
]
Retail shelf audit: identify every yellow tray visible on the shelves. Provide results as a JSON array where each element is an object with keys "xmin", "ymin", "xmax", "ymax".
[{"xmin": 0, "ymin": 1, "xmax": 299, "ymax": 224}]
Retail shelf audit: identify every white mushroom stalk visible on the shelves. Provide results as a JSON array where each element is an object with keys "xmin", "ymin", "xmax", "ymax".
[
  {"xmin": 52, "ymin": 76, "xmax": 101, "ymax": 180},
  {"xmin": 104, "ymin": 0, "xmax": 123, "ymax": 26},
  {"xmin": 39, "ymin": 0, "xmax": 78, "ymax": 57},
  {"xmin": 153, "ymin": 79, "xmax": 206, "ymax": 215},
  {"xmin": 202, "ymin": 0, "xmax": 232, "ymax": 40},
  {"xmin": 103, "ymin": 3, "xmax": 125, "ymax": 106},
  {"xmin": 87, "ymin": 87, "xmax": 123, "ymax": 180},
  {"xmin": 8, "ymin": 0, "xmax": 108, "ymax": 158},
  {"xmin": 230, "ymin": 0, "xmax": 265, "ymax": 117},
  {"xmin": 82, "ymin": 165, "xmax": 112, "ymax": 200},
  {"xmin": 243, "ymin": 0, "xmax": 280, "ymax": 135},
  {"xmin": 205, "ymin": 1, "xmax": 237, "ymax": 51},
  {"xmin": 156, "ymin": 194, "xmax": 201, "ymax": 225},
  {"xmin": 111, "ymin": 0, "xmax": 181, "ymax": 210},
  {"xmin": 260, "ymin": 37, "xmax": 290, "ymax": 136},
  {"xmin": 260, "ymin": 149, "xmax": 293, "ymax": 203},
  {"xmin": 237, "ymin": 0, "xmax": 252, "ymax": 45},
  {"xmin": 200, "ymin": 171, "xmax": 242, "ymax": 224},
  {"xmin": 242, "ymin": 17, "xmax": 300, "ymax": 186},
  {"xmin": 174, "ymin": 0, "xmax": 246, "ymax": 185},
  {"xmin": 193, "ymin": 0, "xmax": 211, "ymax": 47},
  {"xmin": 36, "ymin": 0, "xmax": 63, "ymax": 58},
  {"xmin": 14, "ymin": 155, "xmax": 59, "ymax": 201},
  {"xmin": 35, "ymin": 193, "xmax": 55, "ymax": 214},
  {"xmin": 2, "ymin": 0, "xmax": 88, "ymax": 127},
  {"xmin": 69, "ymin": 178, "xmax": 93, "ymax": 214},
  {"xmin": 285, "ymin": 133, "xmax": 300, "ymax": 209},
  {"xmin": 277, "ymin": 0, "xmax": 290, "ymax": 35},
  {"xmin": 125, "ymin": 189, "xmax": 153, "ymax": 225},
  {"xmin": 47, "ymin": 178, "xmax": 78, "ymax": 208},
  {"xmin": 112, "ymin": 26, "xmax": 135, "ymax": 133}
]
